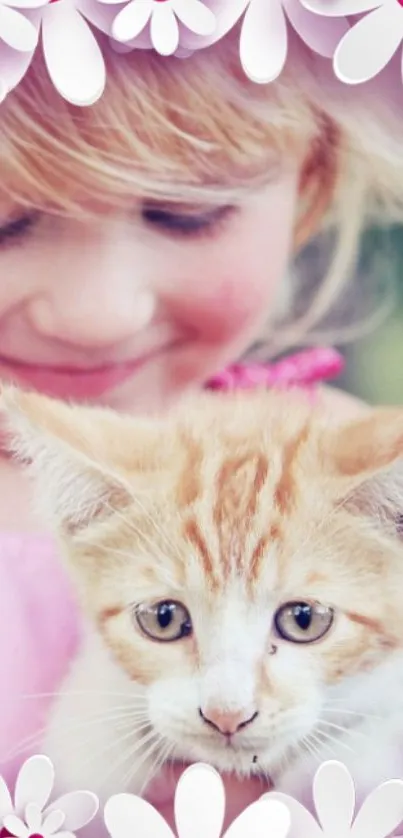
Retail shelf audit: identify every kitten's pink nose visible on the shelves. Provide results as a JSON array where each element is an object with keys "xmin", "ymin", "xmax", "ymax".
[{"xmin": 199, "ymin": 706, "xmax": 259, "ymax": 736}]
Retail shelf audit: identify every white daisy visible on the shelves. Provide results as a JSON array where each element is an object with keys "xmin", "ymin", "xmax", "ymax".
[
  {"xmin": 111, "ymin": 0, "xmax": 217, "ymax": 57},
  {"xmin": 3, "ymin": 803, "xmax": 72, "ymax": 838},
  {"xmin": 238, "ymin": 0, "xmax": 349, "ymax": 83},
  {"xmin": 0, "ymin": 0, "xmax": 46, "ymax": 100},
  {"xmin": 165, "ymin": 0, "xmax": 349, "ymax": 83},
  {"xmin": 303, "ymin": 0, "xmax": 403, "ymax": 83},
  {"xmin": 0, "ymin": 755, "xmax": 98, "ymax": 838},
  {"xmin": 0, "ymin": 0, "xmax": 120, "ymax": 105},
  {"xmin": 262, "ymin": 761, "xmax": 403, "ymax": 838},
  {"xmin": 104, "ymin": 763, "xmax": 290, "ymax": 838}
]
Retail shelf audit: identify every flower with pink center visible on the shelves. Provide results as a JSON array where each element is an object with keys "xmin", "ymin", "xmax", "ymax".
[
  {"xmin": 170, "ymin": 0, "xmax": 350, "ymax": 83},
  {"xmin": 303, "ymin": 0, "xmax": 403, "ymax": 83},
  {"xmin": 0, "ymin": 756, "xmax": 98, "ymax": 838},
  {"xmin": 0, "ymin": 0, "xmax": 126, "ymax": 105},
  {"xmin": 110, "ymin": 0, "xmax": 217, "ymax": 56}
]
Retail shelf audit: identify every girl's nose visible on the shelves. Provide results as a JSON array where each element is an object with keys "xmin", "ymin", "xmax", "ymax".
[{"xmin": 27, "ymin": 223, "xmax": 157, "ymax": 350}]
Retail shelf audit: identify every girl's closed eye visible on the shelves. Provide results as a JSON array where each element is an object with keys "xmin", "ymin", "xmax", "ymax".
[
  {"xmin": 0, "ymin": 205, "xmax": 236, "ymax": 248},
  {"xmin": 0, "ymin": 212, "xmax": 40, "ymax": 247},
  {"xmin": 141, "ymin": 203, "xmax": 236, "ymax": 238}
]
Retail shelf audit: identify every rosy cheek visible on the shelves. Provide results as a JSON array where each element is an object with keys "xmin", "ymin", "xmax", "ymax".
[{"xmin": 173, "ymin": 274, "xmax": 272, "ymax": 342}]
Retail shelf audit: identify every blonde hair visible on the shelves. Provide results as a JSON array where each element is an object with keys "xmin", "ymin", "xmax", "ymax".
[{"xmin": 1, "ymin": 28, "xmax": 402, "ymax": 352}]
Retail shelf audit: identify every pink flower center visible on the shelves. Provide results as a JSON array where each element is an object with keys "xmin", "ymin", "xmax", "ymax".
[{"xmin": 0, "ymin": 832, "xmax": 44, "ymax": 838}]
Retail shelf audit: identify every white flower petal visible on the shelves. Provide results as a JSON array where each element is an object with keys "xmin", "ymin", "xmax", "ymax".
[
  {"xmin": 42, "ymin": 808, "xmax": 66, "ymax": 834},
  {"xmin": 173, "ymin": 0, "xmax": 216, "ymax": 35},
  {"xmin": 240, "ymin": 0, "xmax": 287, "ymax": 83},
  {"xmin": 96, "ymin": 0, "xmax": 130, "ymax": 8},
  {"xmin": 283, "ymin": 0, "xmax": 349, "ymax": 56},
  {"xmin": 3, "ymin": 815, "xmax": 29, "ymax": 838},
  {"xmin": 334, "ymin": 1, "xmax": 403, "ymax": 83},
  {"xmin": 112, "ymin": 0, "xmax": 152, "ymax": 42},
  {"xmin": 0, "ymin": 35, "xmax": 35, "ymax": 92},
  {"xmin": 47, "ymin": 792, "xmax": 98, "ymax": 831},
  {"xmin": 25, "ymin": 802, "xmax": 43, "ymax": 831},
  {"xmin": 351, "ymin": 780, "xmax": 403, "ymax": 838},
  {"xmin": 150, "ymin": 4, "xmax": 178, "ymax": 54},
  {"xmin": 312, "ymin": 762, "xmax": 355, "ymax": 833},
  {"xmin": 225, "ymin": 800, "xmax": 290, "ymax": 838},
  {"xmin": 302, "ymin": 0, "xmax": 379, "ymax": 15},
  {"xmin": 174, "ymin": 765, "xmax": 225, "ymax": 838},
  {"xmin": 104, "ymin": 794, "xmax": 174, "ymax": 838},
  {"xmin": 15, "ymin": 756, "xmax": 55, "ymax": 814},
  {"xmin": 3, "ymin": 0, "xmax": 48, "ymax": 9},
  {"xmin": 0, "ymin": 4, "xmax": 37, "ymax": 50},
  {"xmin": 261, "ymin": 792, "xmax": 322, "ymax": 838},
  {"xmin": 0, "ymin": 775, "xmax": 13, "ymax": 819},
  {"xmin": 41, "ymin": 1, "xmax": 106, "ymax": 105},
  {"xmin": 179, "ymin": 0, "xmax": 248, "ymax": 49},
  {"xmin": 78, "ymin": 0, "xmax": 116, "ymax": 33}
]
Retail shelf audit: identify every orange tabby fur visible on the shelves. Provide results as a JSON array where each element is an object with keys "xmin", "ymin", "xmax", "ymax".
[{"xmin": 3, "ymin": 387, "xmax": 403, "ymax": 807}]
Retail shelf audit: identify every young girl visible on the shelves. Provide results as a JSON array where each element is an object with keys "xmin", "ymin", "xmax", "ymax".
[{"xmin": 0, "ymin": 18, "xmax": 402, "ymax": 830}]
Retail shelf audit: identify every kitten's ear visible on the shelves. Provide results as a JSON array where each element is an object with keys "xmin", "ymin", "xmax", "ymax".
[
  {"xmin": 325, "ymin": 409, "xmax": 403, "ymax": 525},
  {"xmin": 327, "ymin": 410, "xmax": 403, "ymax": 480},
  {"xmin": 0, "ymin": 387, "xmax": 134, "ymax": 533}
]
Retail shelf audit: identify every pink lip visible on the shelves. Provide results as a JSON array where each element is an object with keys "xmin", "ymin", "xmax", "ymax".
[{"xmin": 0, "ymin": 350, "xmax": 165, "ymax": 400}]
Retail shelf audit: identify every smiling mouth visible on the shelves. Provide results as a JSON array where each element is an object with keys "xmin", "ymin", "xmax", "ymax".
[{"xmin": 0, "ymin": 341, "xmax": 182, "ymax": 400}]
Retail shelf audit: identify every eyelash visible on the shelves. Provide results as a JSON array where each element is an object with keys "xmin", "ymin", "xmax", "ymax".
[
  {"xmin": 0, "ymin": 214, "xmax": 38, "ymax": 247},
  {"xmin": 141, "ymin": 205, "xmax": 234, "ymax": 238},
  {"xmin": 0, "ymin": 205, "xmax": 234, "ymax": 248}
]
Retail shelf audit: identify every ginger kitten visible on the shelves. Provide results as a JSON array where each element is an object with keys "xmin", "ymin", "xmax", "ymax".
[{"xmin": 3, "ymin": 388, "xmax": 403, "ymax": 807}]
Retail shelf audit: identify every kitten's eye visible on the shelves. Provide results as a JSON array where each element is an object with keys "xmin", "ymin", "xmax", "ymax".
[
  {"xmin": 274, "ymin": 601, "xmax": 334, "ymax": 644},
  {"xmin": 135, "ymin": 600, "xmax": 192, "ymax": 642}
]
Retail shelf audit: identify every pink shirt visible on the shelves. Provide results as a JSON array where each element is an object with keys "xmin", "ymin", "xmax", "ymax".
[{"xmin": 0, "ymin": 534, "xmax": 79, "ymax": 785}]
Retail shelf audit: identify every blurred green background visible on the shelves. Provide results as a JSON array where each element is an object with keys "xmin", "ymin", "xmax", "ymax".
[
  {"xmin": 338, "ymin": 226, "xmax": 403, "ymax": 404},
  {"xmin": 289, "ymin": 225, "xmax": 403, "ymax": 404}
]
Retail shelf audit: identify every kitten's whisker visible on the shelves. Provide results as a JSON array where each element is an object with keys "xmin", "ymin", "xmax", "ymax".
[
  {"xmin": 97, "ymin": 729, "xmax": 162, "ymax": 794},
  {"xmin": 47, "ymin": 720, "xmax": 152, "ymax": 773},
  {"xmin": 17, "ymin": 690, "xmax": 149, "ymax": 703},
  {"xmin": 88, "ymin": 526, "xmax": 170, "ymax": 569},
  {"xmin": 138, "ymin": 739, "xmax": 174, "ymax": 798},
  {"xmin": 120, "ymin": 735, "xmax": 167, "ymax": 794},
  {"xmin": 300, "ymin": 732, "xmax": 323, "ymax": 766},
  {"xmin": 0, "ymin": 725, "xmax": 50, "ymax": 764},
  {"xmin": 306, "ymin": 729, "xmax": 333, "ymax": 765},
  {"xmin": 318, "ymin": 718, "xmax": 373, "ymax": 753},
  {"xmin": 321, "ymin": 706, "xmax": 382, "ymax": 721},
  {"xmin": 104, "ymin": 501, "xmax": 179, "ymax": 568},
  {"xmin": 2, "ymin": 705, "xmax": 150, "ymax": 762},
  {"xmin": 55, "ymin": 727, "xmax": 158, "ymax": 799},
  {"xmin": 314, "ymin": 724, "xmax": 356, "ymax": 756}
]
